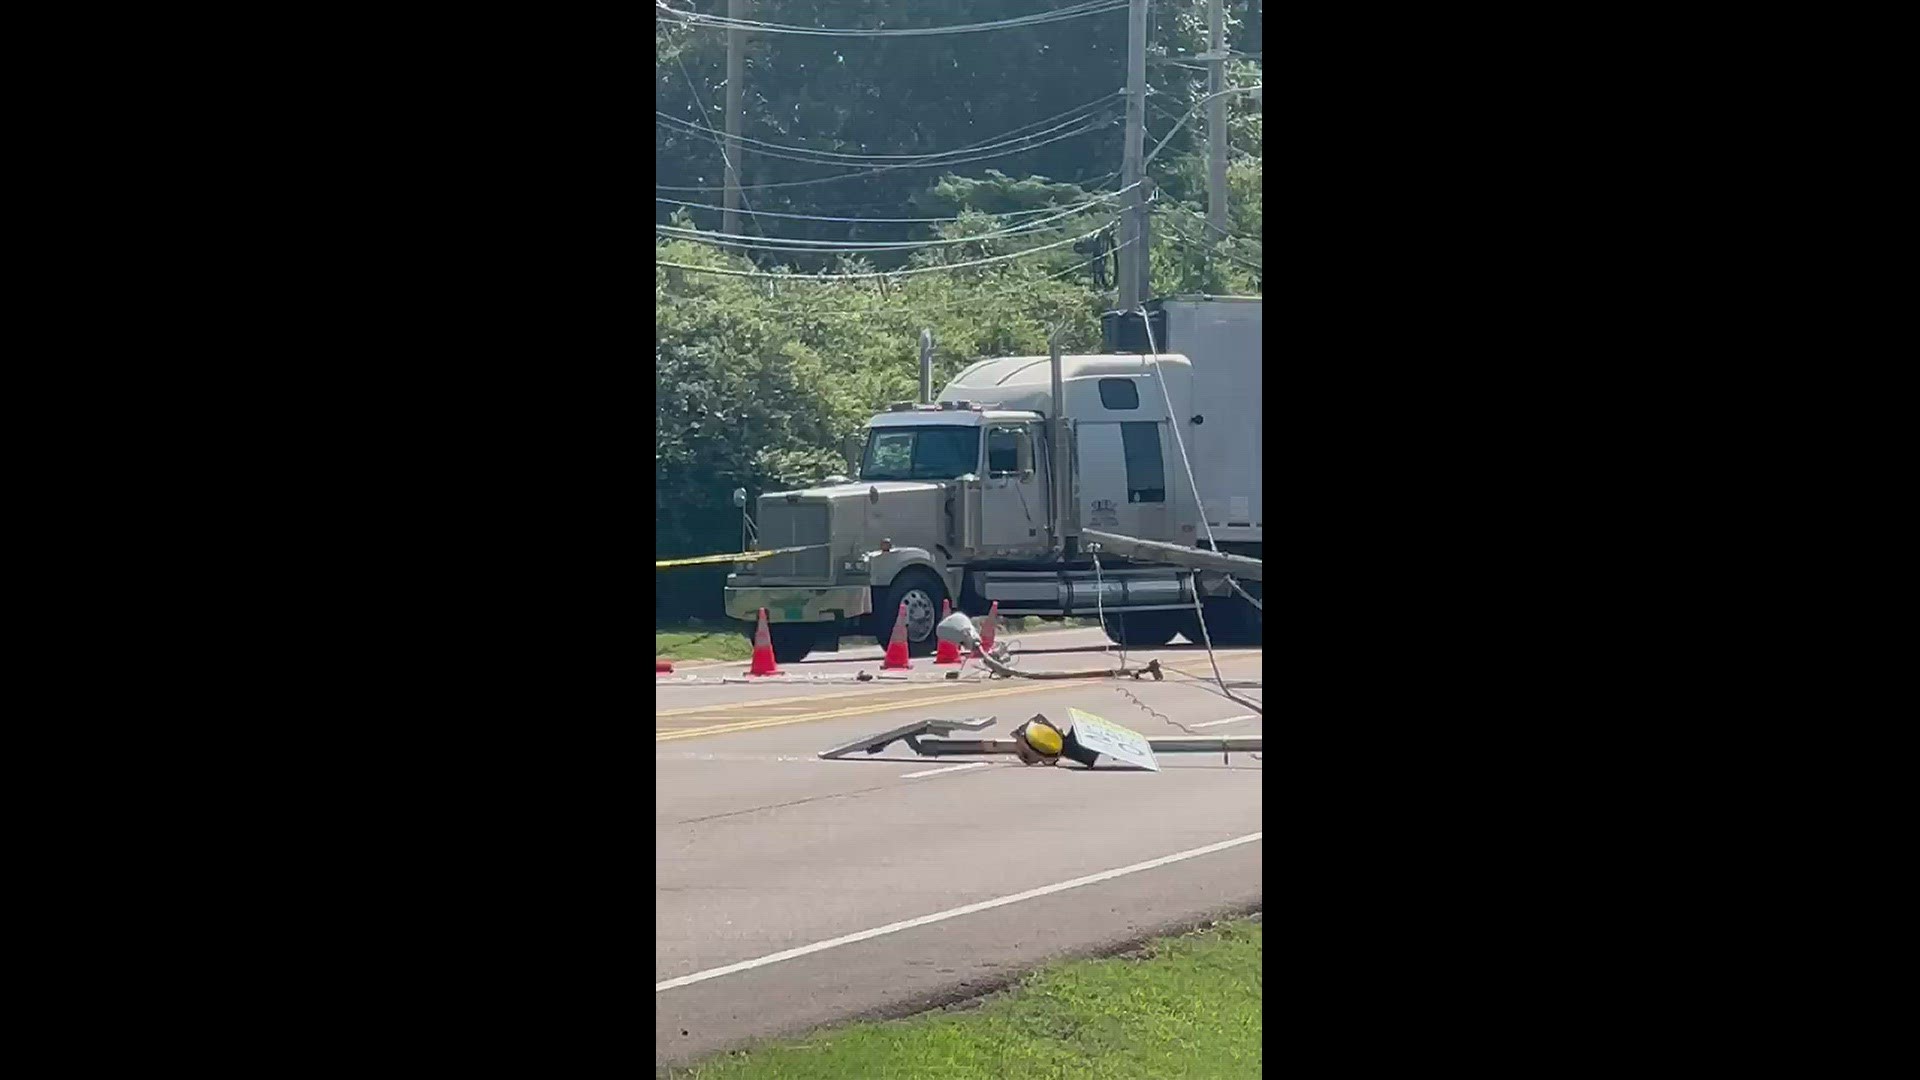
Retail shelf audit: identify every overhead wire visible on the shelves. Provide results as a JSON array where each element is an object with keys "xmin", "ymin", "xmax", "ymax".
[
  {"xmin": 771, "ymin": 234, "xmax": 1137, "ymax": 319},
  {"xmin": 659, "ymin": 222, "xmax": 1113, "ymax": 280},
  {"xmin": 652, "ymin": 117, "xmax": 1111, "ymax": 172},
  {"xmin": 1143, "ymin": 84, "xmax": 1263, "ymax": 167},
  {"xmin": 657, "ymin": 185, "xmax": 1136, "ymax": 253},
  {"xmin": 1164, "ymin": 200, "xmax": 1262, "ymax": 247},
  {"xmin": 655, "ymin": 93, "xmax": 1120, "ymax": 192},
  {"xmin": 655, "ymin": 197, "xmax": 1098, "ymax": 225},
  {"xmin": 655, "ymin": 123, "xmax": 1110, "ymax": 192},
  {"xmin": 656, "ymin": 219, "xmax": 1097, "ymax": 254},
  {"xmin": 1157, "ymin": 217, "xmax": 1264, "ymax": 274},
  {"xmin": 656, "ymin": 1, "xmax": 1127, "ymax": 38},
  {"xmin": 655, "ymin": 101, "xmax": 1111, "ymax": 165},
  {"xmin": 658, "ymin": 214, "xmax": 1089, "ymax": 253},
  {"xmin": 668, "ymin": 45, "xmax": 766, "ymax": 241}
]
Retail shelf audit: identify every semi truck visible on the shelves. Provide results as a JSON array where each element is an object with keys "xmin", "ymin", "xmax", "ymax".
[{"xmin": 724, "ymin": 296, "xmax": 1262, "ymax": 663}]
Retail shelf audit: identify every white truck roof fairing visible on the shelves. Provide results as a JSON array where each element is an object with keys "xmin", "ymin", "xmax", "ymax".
[
  {"xmin": 937, "ymin": 354, "xmax": 1193, "ymax": 416},
  {"xmin": 866, "ymin": 408, "xmax": 1041, "ymax": 428},
  {"xmin": 867, "ymin": 410, "xmax": 992, "ymax": 428}
]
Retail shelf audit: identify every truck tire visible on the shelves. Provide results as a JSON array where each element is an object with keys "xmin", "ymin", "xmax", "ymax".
[
  {"xmin": 767, "ymin": 624, "xmax": 819, "ymax": 664},
  {"xmin": 876, "ymin": 569, "xmax": 946, "ymax": 657},
  {"xmin": 1100, "ymin": 611, "xmax": 1183, "ymax": 648}
]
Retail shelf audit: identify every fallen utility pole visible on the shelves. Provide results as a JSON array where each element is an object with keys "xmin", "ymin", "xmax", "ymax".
[
  {"xmin": 1080, "ymin": 528, "xmax": 1263, "ymax": 581},
  {"xmin": 818, "ymin": 717, "xmax": 1260, "ymax": 764},
  {"xmin": 901, "ymin": 735, "xmax": 1262, "ymax": 760}
]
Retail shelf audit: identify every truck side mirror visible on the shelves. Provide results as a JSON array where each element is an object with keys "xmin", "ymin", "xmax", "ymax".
[{"xmin": 842, "ymin": 434, "xmax": 863, "ymax": 471}]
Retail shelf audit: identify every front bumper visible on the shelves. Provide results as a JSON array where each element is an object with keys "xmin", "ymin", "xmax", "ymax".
[{"xmin": 725, "ymin": 585, "xmax": 873, "ymax": 624}]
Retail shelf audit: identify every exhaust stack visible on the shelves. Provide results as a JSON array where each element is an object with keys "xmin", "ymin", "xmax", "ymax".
[
  {"xmin": 1049, "ymin": 331, "xmax": 1077, "ymax": 553},
  {"xmin": 919, "ymin": 329, "xmax": 933, "ymax": 404}
]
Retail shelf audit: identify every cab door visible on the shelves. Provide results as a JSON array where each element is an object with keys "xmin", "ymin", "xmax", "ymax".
[{"xmin": 979, "ymin": 422, "xmax": 1048, "ymax": 556}]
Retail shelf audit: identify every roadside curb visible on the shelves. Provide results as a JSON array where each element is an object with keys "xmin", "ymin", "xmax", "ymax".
[
  {"xmin": 654, "ymin": 657, "xmax": 742, "ymax": 670},
  {"xmin": 655, "ymin": 623, "xmax": 1096, "ymax": 670}
]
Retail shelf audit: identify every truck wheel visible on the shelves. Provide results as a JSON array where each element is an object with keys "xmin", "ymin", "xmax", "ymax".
[
  {"xmin": 767, "ymin": 624, "xmax": 818, "ymax": 664},
  {"xmin": 877, "ymin": 570, "xmax": 946, "ymax": 657},
  {"xmin": 1100, "ymin": 611, "xmax": 1182, "ymax": 648}
]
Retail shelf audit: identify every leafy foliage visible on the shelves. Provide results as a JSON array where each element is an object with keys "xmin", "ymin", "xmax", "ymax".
[{"xmin": 656, "ymin": 2, "xmax": 1262, "ymax": 613}]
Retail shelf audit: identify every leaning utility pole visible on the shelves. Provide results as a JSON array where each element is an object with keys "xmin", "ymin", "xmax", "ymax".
[
  {"xmin": 1118, "ymin": 0, "xmax": 1148, "ymax": 311},
  {"xmin": 1206, "ymin": 0, "xmax": 1229, "ymax": 240},
  {"xmin": 723, "ymin": 0, "xmax": 745, "ymax": 237}
]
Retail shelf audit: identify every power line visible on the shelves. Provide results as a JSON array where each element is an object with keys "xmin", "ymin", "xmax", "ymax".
[
  {"xmin": 654, "ymin": 102, "xmax": 1110, "ymax": 168},
  {"xmin": 656, "ymin": 196, "xmax": 1103, "ymax": 225},
  {"xmin": 668, "ymin": 45, "xmax": 764, "ymax": 239},
  {"xmin": 1164, "ymin": 200, "xmax": 1262, "ymax": 247},
  {"xmin": 657, "ymin": 96, "xmax": 1115, "ymax": 164},
  {"xmin": 659, "ymin": 223, "xmax": 1113, "ymax": 280},
  {"xmin": 659, "ymin": 197, "xmax": 1118, "ymax": 253},
  {"xmin": 656, "ymin": 1, "xmax": 1127, "ymax": 38},
  {"xmin": 655, "ymin": 118, "xmax": 1114, "ymax": 192},
  {"xmin": 786, "ymin": 234, "xmax": 1137, "ymax": 318},
  {"xmin": 1157, "ymin": 218, "xmax": 1263, "ymax": 274},
  {"xmin": 1143, "ymin": 84, "xmax": 1263, "ymax": 167},
  {"xmin": 655, "ymin": 90, "xmax": 1114, "ymax": 175}
]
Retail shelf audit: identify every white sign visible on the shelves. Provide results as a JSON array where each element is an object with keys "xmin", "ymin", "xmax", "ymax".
[{"xmin": 1066, "ymin": 708, "xmax": 1159, "ymax": 771}]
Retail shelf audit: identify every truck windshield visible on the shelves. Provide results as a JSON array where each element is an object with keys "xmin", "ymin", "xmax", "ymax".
[{"xmin": 861, "ymin": 425, "xmax": 981, "ymax": 481}]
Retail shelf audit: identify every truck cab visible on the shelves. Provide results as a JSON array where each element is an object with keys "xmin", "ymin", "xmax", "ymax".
[{"xmin": 724, "ymin": 358, "xmax": 1198, "ymax": 662}]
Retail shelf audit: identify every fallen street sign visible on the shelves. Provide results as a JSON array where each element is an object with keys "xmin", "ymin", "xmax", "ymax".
[{"xmin": 1066, "ymin": 707, "xmax": 1159, "ymax": 771}]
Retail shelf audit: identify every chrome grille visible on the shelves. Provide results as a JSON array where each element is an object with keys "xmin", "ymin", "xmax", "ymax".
[{"xmin": 755, "ymin": 502, "xmax": 831, "ymax": 578}]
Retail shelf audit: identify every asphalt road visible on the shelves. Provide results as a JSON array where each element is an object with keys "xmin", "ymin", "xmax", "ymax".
[{"xmin": 656, "ymin": 625, "xmax": 1265, "ymax": 1068}]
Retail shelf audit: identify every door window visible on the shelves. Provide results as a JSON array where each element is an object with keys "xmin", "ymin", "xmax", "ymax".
[
  {"xmin": 986, "ymin": 426, "xmax": 1033, "ymax": 477},
  {"xmin": 1120, "ymin": 422, "xmax": 1165, "ymax": 503}
]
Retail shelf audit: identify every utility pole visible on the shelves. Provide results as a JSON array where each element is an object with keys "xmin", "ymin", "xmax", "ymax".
[
  {"xmin": 1118, "ymin": 0, "xmax": 1147, "ymax": 312},
  {"xmin": 1138, "ymin": 177, "xmax": 1153, "ymax": 305},
  {"xmin": 1206, "ymin": 0, "xmax": 1229, "ymax": 241},
  {"xmin": 723, "ymin": 0, "xmax": 745, "ymax": 237}
]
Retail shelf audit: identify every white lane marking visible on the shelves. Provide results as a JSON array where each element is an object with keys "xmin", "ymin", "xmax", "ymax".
[
  {"xmin": 655, "ymin": 831, "xmax": 1263, "ymax": 993},
  {"xmin": 900, "ymin": 762, "xmax": 992, "ymax": 779},
  {"xmin": 1192, "ymin": 714, "xmax": 1259, "ymax": 729}
]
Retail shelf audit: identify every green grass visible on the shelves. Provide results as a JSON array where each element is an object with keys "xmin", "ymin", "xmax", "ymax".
[
  {"xmin": 655, "ymin": 617, "xmax": 1095, "ymax": 661},
  {"xmin": 1010, "ymin": 615, "xmax": 1096, "ymax": 631},
  {"xmin": 660, "ymin": 916, "xmax": 1262, "ymax": 1079},
  {"xmin": 655, "ymin": 621, "xmax": 754, "ymax": 662}
]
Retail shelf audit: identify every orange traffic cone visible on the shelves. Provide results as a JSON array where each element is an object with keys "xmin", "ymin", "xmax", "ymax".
[
  {"xmin": 975, "ymin": 601, "xmax": 999, "ymax": 657},
  {"xmin": 882, "ymin": 602, "xmax": 912, "ymax": 669},
  {"xmin": 748, "ymin": 608, "xmax": 780, "ymax": 676},
  {"xmin": 934, "ymin": 599, "xmax": 962, "ymax": 665}
]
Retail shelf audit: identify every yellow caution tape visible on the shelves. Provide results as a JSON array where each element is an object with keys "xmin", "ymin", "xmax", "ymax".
[{"xmin": 655, "ymin": 544, "xmax": 827, "ymax": 569}]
